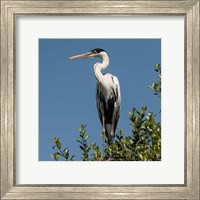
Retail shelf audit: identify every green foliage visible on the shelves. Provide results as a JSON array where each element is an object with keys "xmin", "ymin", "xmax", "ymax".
[
  {"xmin": 51, "ymin": 64, "xmax": 161, "ymax": 161},
  {"xmin": 51, "ymin": 137, "xmax": 75, "ymax": 161},
  {"xmin": 128, "ymin": 107, "xmax": 161, "ymax": 160},
  {"xmin": 90, "ymin": 143, "xmax": 103, "ymax": 161},
  {"xmin": 76, "ymin": 124, "xmax": 91, "ymax": 161},
  {"xmin": 98, "ymin": 106, "xmax": 160, "ymax": 161},
  {"xmin": 148, "ymin": 64, "xmax": 161, "ymax": 99}
]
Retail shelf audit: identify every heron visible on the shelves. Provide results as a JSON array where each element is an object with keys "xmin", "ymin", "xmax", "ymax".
[{"xmin": 69, "ymin": 48, "xmax": 121, "ymax": 144}]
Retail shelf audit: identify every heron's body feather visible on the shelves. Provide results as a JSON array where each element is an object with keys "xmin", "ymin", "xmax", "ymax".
[
  {"xmin": 69, "ymin": 48, "xmax": 121, "ymax": 143},
  {"xmin": 95, "ymin": 72, "xmax": 121, "ymax": 142}
]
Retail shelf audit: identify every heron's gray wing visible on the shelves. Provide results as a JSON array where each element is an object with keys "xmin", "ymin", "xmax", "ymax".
[
  {"xmin": 96, "ymin": 83, "xmax": 115, "ymax": 124},
  {"xmin": 96, "ymin": 76, "xmax": 121, "ymax": 136},
  {"xmin": 96, "ymin": 83, "xmax": 103, "ymax": 126},
  {"xmin": 112, "ymin": 76, "xmax": 121, "ymax": 132}
]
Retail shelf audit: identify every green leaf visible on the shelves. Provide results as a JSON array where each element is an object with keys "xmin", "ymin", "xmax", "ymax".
[
  {"xmin": 70, "ymin": 155, "xmax": 75, "ymax": 161},
  {"xmin": 56, "ymin": 141, "xmax": 62, "ymax": 150},
  {"xmin": 84, "ymin": 135, "xmax": 89, "ymax": 140},
  {"xmin": 86, "ymin": 147, "xmax": 91, "ymax": 152},
  {"xmin": 76, "ymin": 140, "xmax": 83, "ymax": 144},
  {"xmin": 79, "ymin": 145, "xmax": 84, "ymax": 151},
  {"xmin": 64, "ymin": 148, "xmax": 69, "ymax": 155},
  {"xmin": 52, "ymin": 152, "xmax": 60, "ymax": 161},
  {"xmin": 80, "ymin": 132, "xmax": 84, "ymax": 138}
]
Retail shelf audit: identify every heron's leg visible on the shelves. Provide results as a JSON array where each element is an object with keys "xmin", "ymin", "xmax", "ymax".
[
  {"xmin": 102, "ymin": 116, "xmax": 106, "ymax": 155},
  {"xmin": 102, "ymin": 116, "xmax": 106, "ymax": 139},
  {"xmin": 110, "ymin": 125, "xmax": 115, "ymax": 139},
  {"xmin": 110, "ymin": 111, "xmax": 117, "ymax": 142}
]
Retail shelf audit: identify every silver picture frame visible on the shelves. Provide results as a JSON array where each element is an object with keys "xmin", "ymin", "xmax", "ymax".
[{"xmin": 1, "ymin": 1, "xmax": 199, "ymax": 199}]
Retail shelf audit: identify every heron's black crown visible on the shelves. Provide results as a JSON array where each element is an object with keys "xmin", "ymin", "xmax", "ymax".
[{"xmin": 90, "ymin": 48, "xmax": 106, "ymax": 54}]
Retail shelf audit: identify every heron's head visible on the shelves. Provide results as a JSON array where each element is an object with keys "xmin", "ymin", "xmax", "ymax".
[{"xmin": 69, "ymin": 48, "xmax": 108, "ymax": 60}]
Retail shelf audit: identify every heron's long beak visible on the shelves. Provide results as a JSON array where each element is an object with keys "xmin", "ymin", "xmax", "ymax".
[{"xmin": 69, "ymin": 52, "xmax": 92, "ymax": 60}]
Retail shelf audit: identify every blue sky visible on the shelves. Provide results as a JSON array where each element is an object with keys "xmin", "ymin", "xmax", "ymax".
[{"xmin": 39, "ymin": 39, "xmax": 161, "ymax": 161}]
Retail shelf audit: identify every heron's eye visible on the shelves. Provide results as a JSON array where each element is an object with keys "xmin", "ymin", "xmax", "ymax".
[{"xmin": 91, "ymin": 49, "xmax": 97, "ymax": 54}]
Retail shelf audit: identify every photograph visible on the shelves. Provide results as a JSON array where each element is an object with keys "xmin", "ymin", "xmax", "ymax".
[
  {"xmin": 1, "ymin": 0, "xmax": 199, "ymax": 199},
  {"xmin": 39, "ymin": 39, "xmax": 161, "ymax": 161}
]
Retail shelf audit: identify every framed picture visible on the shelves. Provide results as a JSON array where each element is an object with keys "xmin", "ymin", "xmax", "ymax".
[{"xmin": 1, "ymin": 0, "xmax": 199, "ymax": 199}]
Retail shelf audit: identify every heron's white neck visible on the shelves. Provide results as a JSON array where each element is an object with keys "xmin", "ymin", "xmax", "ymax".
[{"xmin": 94, "ymin": 52, "xmax": 109, "ymax": 84}]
